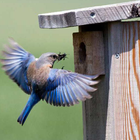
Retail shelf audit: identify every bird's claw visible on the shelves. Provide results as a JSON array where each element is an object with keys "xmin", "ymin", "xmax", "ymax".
[{"xmin": 61, "ymin": 66, "xmax": 65, "ymax": 69}]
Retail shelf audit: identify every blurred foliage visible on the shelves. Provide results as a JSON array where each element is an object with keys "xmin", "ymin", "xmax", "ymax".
[{"xmin": 0, "ymin": 0, "xmax": 131, "ymax": 140}]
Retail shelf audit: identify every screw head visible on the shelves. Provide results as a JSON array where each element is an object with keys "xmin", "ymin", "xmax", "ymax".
[
  {"xmin": 115, "ymin": 53, "xmax": 120, "ymax": 59},
  {"xmin": 90, "ymin": 12, "xmax": 96, "ymax": 18}
]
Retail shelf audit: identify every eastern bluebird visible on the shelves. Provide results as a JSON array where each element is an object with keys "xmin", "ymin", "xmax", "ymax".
[{"xmin": 1, "ymin": 38, "xmax": 99, "ymax": 125}]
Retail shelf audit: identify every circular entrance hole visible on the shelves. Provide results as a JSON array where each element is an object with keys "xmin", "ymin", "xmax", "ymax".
[{"xmin": 79, "ymin": 42, "xmax": 86, "ymax": 63}]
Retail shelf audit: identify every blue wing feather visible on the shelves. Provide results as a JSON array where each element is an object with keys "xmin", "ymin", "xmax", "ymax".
[
  {"xmin": 55, "ymin": 87, "xmax": 60, "ymax": 106},
  {"xmin": 61, "ymin": 76, "xmax": 70, "ymax": 106},
  {"xmin": 65, "ymin": 85, "xmax": 74, "ymax": 106},
  {"xmin": 49, "ymin": 90, "xmax": 54, "ymax": 105},
  {"xmin": 65, "ymin": 76, "xmax": 79, "ymax": 104},
  {"xmin": 1, "ymin": 39, "xmax": 35, "ymax": 94},
  {"xmin": 42, "ymin": 69, "xmax": 99, "ymax": 107},
  {"xmin": 45, "ymin": 91, "xmax": 51, "ymax": 103},
  {"xmin": 53, "ymin": 89, "xmax": 56, "ymax": 106},
  {"xmin": 62, "ymin": 86, "xmax": 70, "ymax": 106},
  {"xmin": 68, "ymin": 84, "xmax": 79, "ymax": 104},
  {"xmin": 60, "ymin": 85, "xmax": 65, "ymax": 106},
  {"xmin": 57, "ymin": 86, "xmax": 61, "ymax": 106},
  {"xmin": 65, "ymin": 77, "xmax": 74, "ymax": 106}
]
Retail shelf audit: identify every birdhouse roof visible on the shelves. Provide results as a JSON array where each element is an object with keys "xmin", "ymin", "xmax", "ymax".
[{"xmin": 38, "ymin": 1, "xmax": 140, "ymax": 29}]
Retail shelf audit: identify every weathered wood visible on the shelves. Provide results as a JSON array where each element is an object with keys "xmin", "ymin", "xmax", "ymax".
[
  {"xmin": 105, "ymin": 21, "xmax": 140, "ymax": 140},
  {"xmin": 73, "ymin": 22, "xmax": 140, "ymax": 140},
  {"xmin": 38, "ymin": 1, "xmax": 140, "ymax": 29},
  {"xmin": 38, "ymin": 2, "xmax": 140, "ymax": 139},
  {"xmin": 73, "ymin": 31, "xmax": 106, "ymax": 140},
  {"xmin": 73, "ymin": 32, "xmax": 105, "ymax": 75}
]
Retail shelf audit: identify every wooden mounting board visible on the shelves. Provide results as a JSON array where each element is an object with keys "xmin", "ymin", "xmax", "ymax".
[{"xmin": 38, "ymin": 1, "xmax": 140, "ymax": 29}]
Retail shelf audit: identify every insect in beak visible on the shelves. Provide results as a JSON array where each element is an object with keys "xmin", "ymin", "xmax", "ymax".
[{"xmin": 57, "ymin": 53, "xmax": 67, "ymax": 61}]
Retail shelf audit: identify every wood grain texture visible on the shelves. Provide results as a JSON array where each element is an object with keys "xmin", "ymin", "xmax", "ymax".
[
  {"xmin": 73, "ymin": 31, "xmax": 106, "ymax": 140},
  {"xmin": 73, "ymin": 22, "xmax": 140, "ymax": 140},
  {"xmin": 105, "ymin": 22, "xmax": 140, "ymax": 140},
  {"xmin": 38, "ymin": 1, "xmax": 140, "ymax": 29}
]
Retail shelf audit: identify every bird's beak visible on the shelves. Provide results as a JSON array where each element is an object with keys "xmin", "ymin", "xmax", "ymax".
[{"xmin": 57, "ymin": 53, "xmax": 66, "ymax": 61}]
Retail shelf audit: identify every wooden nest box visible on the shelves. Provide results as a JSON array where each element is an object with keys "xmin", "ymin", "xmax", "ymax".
[{"xmin": 38, "ymin": 1, "xmax": 140, "ymax": 140}]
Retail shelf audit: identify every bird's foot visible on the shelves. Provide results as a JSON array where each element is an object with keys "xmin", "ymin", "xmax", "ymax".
[{"xmin": 61, "ymin": 66, "xmax": 65, "ymax": 69}]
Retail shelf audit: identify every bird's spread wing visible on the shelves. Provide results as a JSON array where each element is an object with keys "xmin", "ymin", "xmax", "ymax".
[
  {"xmin": 0, "ymin": 38, "xmax": 35, "ymax": 94},
  {"xmin": 41, "ymin": 69, "xmax": 100, "ymax": 106}
]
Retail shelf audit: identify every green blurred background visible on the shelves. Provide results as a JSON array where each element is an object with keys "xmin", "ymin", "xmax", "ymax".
[{"xmin": 0, "ymin": 0, "xmax": 132, "ymax": 140}]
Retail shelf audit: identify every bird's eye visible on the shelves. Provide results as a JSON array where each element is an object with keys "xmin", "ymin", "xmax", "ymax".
[{"xmin": 52, "ymin": 55, "xmax": 57, "ymax": 59}]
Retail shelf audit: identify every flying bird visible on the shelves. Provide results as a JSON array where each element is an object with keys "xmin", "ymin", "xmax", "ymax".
[{"xmin": 0, "ymin": 38, "xmax": 100, "ymax": 125}]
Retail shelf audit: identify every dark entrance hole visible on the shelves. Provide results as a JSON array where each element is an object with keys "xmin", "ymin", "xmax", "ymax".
[{"xmin": 79, "ymin": 42, "xmax": 86, "ymax": 63}]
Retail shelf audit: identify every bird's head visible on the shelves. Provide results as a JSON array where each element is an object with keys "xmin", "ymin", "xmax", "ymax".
[{"xmin": 36, "ymin": 52, "xmax": 66, "ymax": 68}]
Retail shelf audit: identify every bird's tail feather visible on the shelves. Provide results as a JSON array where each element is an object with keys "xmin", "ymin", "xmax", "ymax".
[
  {"xmin": 17, "ymin": 93, "xmax": 40, "ymax": 125},
  {"xmin": 17, "ymin": 104, "xmax": 33, "ymax": 125}
]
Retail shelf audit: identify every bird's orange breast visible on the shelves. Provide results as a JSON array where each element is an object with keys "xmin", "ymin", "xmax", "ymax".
[{"xmin": 27, "ymin": 61, "xmax": 50, "ymax": 87}]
